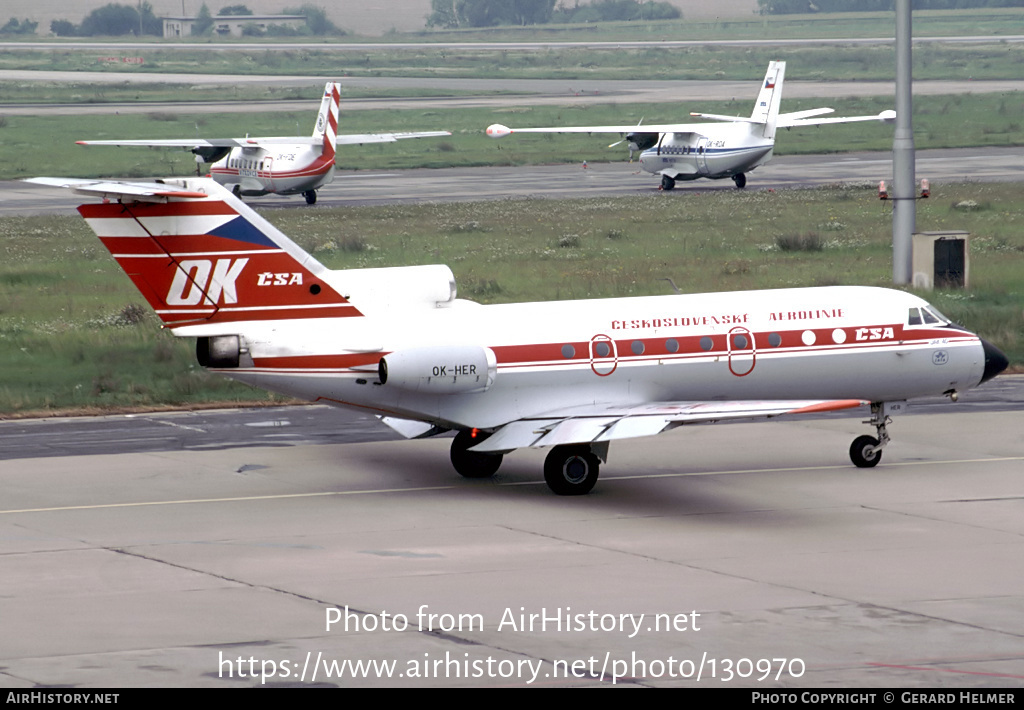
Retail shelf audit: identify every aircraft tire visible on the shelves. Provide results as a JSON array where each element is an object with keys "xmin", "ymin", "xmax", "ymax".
[
  {"xmin": 849, "ymin": 435, "xmax": 882, "ymax": 468},
  {"xmin": 660, "ymin": 175, "xmax": 676, "ymax": 191},
  {"xmin": 304, "ymin": 190, "xmax": 318, "ymax": 205},
  {"xmin": 544, "ymin": 445, "xmax": 600, "ymax": 495},
  {"xmin": 450, "ymin": 430, "xmax": 503, "ymax": 478},
  {"xmin": 733, "ymin": 173, "xmax": 747, "ymax": 189}
]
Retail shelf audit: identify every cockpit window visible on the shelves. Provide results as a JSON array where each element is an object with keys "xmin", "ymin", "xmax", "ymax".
[{"xmin": 909, "ymin": 305, "xmax": 951, "ymax": 327}]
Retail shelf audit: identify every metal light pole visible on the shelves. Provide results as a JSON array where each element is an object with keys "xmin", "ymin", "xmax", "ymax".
[{"xmin": 892, "ymin": 0, "xmax": 915, "ymax": 284}]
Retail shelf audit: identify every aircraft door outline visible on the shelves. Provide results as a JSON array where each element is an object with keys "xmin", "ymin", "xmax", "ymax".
[
  {"xmin": 589, "ymin": 334, "xmax": 618, "ymax": 377},
  {"xmin": 696, "ymin": 137, "xmax": 711, "ymax": 175},
  {"xmin": 727, "ymin": 326, "xmax": 756, "ymax": 377},
  {"xmin": 261, "ymin": 156, "xmax": 274, "ymax": 191}
]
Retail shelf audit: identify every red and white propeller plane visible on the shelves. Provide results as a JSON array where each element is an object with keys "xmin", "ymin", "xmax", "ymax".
[
  {"xmin": 78, "ymin": 82, "xmax": 450, "ymax": 205},
  {"xmin": 486, "ymin": 61, "xmax": 895, "ymax": 191},
  {"xmin": 27, "ymin": 176, "xmax": 1009, "ymax": 494}
]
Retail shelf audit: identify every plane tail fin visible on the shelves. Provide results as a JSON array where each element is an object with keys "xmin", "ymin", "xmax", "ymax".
[
  {"xmin": 28, "ymin": 177, "xmax": 360, "ymax": 329},
  {"xmin": 750, "ymin": 61, "xmax": 785, "ymax": 140},
  {"xmin": 312, "ymin": 82, "xmax": 341, "ymax": 163}
]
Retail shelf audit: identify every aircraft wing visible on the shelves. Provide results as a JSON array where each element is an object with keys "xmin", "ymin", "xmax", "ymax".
[
  {"xmin": 467, "ymin": 399, "xmax": 865, "ymax": 453},
  {"xmin": 77, "ymin": 137, "xmax": 322, "ymax": 148},
  {"xmin": 486, "ymin": 123, "xmax": 698, "ymax": 137},
  {"xmin": 777, "ymin": 109, "xmax": 896, "ymax": 128},
  {"xmin": 336, "ymin": 131, "xmax": 451, "ymax": 145}
]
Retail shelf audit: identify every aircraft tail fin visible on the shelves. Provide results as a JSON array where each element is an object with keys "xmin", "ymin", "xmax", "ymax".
[
  {"xmin": 28, "ymin": 177, "xmax": 361, "ymax": 328},
  {"xmin": 312, "ymin": 82, "xmax": 341, "ymax": 163},
  {"xmin": 750, "ymin": 61, "xmax": 785, "ymax": 140}
]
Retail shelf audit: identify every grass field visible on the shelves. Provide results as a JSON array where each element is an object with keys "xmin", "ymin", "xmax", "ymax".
[
  {"xmin": 0, "ymin": 182, "xmax": 1020, "ymax": 415},
  {"xmin": 3, "ymin": 37, "xmax": 1024, "ymax": 82}
]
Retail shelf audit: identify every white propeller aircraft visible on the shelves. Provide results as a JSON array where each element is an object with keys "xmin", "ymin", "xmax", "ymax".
[
  {"xmin": 27, "ymin": 176, "xmax": 1008, "ymax": 495},
  {"xmin": 486, "ymin": 61, "xmax": 896, "ymax": 191},
  {"xmin": 78, "ymin": 82, "xmax": 451, "ymax": 205}
]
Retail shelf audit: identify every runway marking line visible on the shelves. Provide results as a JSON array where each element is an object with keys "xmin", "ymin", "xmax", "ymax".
[{"xmin": 2, "ymin": 455, "xmax": 1022, "ymax": 516}]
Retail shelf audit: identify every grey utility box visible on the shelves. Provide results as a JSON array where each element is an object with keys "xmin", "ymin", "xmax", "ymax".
[{"xmin": 912, "ymin": 231, "xmax": 969, "ymax": 290}]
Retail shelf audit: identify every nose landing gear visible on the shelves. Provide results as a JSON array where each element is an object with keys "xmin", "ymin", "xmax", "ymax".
[{"xmin": 850, "ymin": 401, "xmax": 901, "ymax": 468}]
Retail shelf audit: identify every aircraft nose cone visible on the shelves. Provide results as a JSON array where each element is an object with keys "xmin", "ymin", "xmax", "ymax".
[{"xmin": 980, "ymin": 337, "xmax": 1009, "ymax": 384}]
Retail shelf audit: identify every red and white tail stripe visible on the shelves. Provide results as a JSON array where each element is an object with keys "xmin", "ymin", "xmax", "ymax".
[
  {"xmin": 79, "ymin": 182, "xmax": 360, "ymax": 327},
  {"xmin": 313, "ymin": 82, "xmax": 341, "ymax": 164}
]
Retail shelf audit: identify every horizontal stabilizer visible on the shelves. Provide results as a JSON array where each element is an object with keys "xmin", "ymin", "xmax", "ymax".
[
  {"xmin": 688, "ymin": 112, "xmax": 760, "ymax": 124},
  {"xmin": 25, "ymin": 177, "xmax": 208, "ymax": 201}
]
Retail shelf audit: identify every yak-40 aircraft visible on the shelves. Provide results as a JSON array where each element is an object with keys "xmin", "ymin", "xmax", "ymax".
[
  {"xmin": 486, "ymin": 61, "xmax": 895, "ymax": 190},
  {"xmin": 78, "ymin": 82, "xmax": 450, "ymax": 205},
  {"xmin": 28, "ymin": 176, "xmax": 1008, "ymax": 495}
]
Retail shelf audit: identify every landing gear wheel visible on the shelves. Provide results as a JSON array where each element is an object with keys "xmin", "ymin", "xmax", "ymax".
[
  {"xmin": 660, "ymin": 175, "xmax": 676, "ymax": 191},
  {"xmin": 450, "ymin": 430, "xmax": 502, "ymax": 479},
  {"xmin": 850, "ymin": 435, "xmax": 882, "ymax": 468},
  {"xmin": 303, "ymin": 190, "xmax": 317, "ymax": 205},
  {"xmin": 544, "ymin": 445, "xmax": 600, "ymax": 495},
  {"xmin": 733, "ymin": 173, "xmax": 747, "ymax": 189}
]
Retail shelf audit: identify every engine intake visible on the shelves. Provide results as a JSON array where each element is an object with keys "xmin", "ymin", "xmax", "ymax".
[
  {"xmin": 379, "ymin": 345, "xmax": 496, "ymax": 394},
  {"xmin": 197, "ymin": 335, "xmax": 241, "ymax": 368}
]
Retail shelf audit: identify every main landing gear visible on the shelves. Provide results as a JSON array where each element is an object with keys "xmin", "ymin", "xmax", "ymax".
[
  {"xmin": 303, "ymin": 190, "xmax": 318, "ymax": 205},
  {"xmin": 660, "ymin": 174, "xmax": 675, "ymax": 191},
  {"xmin": 450, "ymin": 430, "xmax": 503, "ymax": 478},
  {"xmin": 732, "ymin": 173, "xmax": 747, "ymax": 189},
  {"xmin": 449, "ymin": 431, "xmax": 602, "ymax": 495},
  {"xmin": 849, "ymin": 402, "xmax": 899, "ymax": 468},
  {"xmin": 543, "ymin": 445, "xmax": 600, "ymax": 496}
]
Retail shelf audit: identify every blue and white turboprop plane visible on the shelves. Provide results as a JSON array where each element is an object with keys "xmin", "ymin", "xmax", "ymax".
[
  {"xmin": 486, "ymin": 61, "xmax": 896, "ymax": 190},
  {"xmin": 27, "ymin": 176, "xmax": 1008, "ymax": 495}
]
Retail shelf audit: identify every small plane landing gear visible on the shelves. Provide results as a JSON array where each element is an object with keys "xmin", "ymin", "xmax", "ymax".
[
  {"xmin": 732, "ymin": 173, "xmax": 747, "ymax": 189},
  {"xmin": 303, "ymin": 190, "xmax": 318, "ymax": 205},
  {"xmin": 849, "ymin": 402, "xmax": 898, "ymax": 468},
  {"xmin": 544, "ymin": 445, "xmax": 600, "ymax": 495},
  {"xmin": 660, "ymin": 175, "xmax": 676, "ymax": 191},
  {"xmin": 450, "ymin": 430, "xmax": 503, "ymax": 479}
]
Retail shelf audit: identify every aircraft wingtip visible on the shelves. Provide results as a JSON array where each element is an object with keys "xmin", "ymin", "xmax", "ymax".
[{"xmin": 486, "ymin": 124, "xmax": 512, "ymax": 138}]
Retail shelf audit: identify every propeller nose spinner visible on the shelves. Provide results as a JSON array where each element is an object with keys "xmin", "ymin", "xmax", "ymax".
[{"xmin": 980, "ymin": 338, "xmax": 1010, "ymax": 384}]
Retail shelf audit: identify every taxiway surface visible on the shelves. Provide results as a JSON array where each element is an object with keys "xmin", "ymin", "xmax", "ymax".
[
  {"xmin": 5, "ymin": 146, "xmax": 1024, "ymax": 216},
  {"xmin": 1, "ymin": 403, "xmax": 1023, "ymax": 687}
]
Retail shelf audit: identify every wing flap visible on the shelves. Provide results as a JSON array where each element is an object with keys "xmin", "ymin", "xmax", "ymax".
[
  {"xmin": 469, "ymin": 419, "xmax": 561, "ymax": 452},
  {"xmin": 534, "ymin": 416, "xmax": 620, "ymax": 448},
  {"xmin": 471, "ymin": 399, "xmax": 865, "ymax": 452}
]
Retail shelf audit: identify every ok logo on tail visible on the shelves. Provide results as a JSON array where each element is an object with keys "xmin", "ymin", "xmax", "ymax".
[{"xmin": 166, "ymin": 258, "xmax": 249, "ymax": 306}]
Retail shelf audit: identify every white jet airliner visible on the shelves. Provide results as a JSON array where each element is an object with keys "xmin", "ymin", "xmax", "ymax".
[
  {"xmin": 78, "ymin": 82, "xmax": 450, "ymax": 204},
  {"xmin": 486, "ymin": 61, "xmax": 895, "ymax": 190},
  {"xmin": 27, "ymin": 176, "xmax": 1009, "ymax": 495}
]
